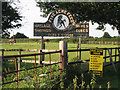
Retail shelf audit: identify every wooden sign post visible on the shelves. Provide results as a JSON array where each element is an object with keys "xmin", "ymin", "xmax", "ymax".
[
  {"xmin": 79, "ymin": 38, "xmax": 81, "ymax": 60},
  {"xmin": 39, "ymin": 35, "xmax": 45, "ymax": 65}
]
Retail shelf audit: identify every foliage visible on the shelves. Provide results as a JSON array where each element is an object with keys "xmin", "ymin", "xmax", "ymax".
[
  {"xmin": 1, "ymin": 39, "xmax": 120, "ymax": 88},
  {"xmin": 11, "ymin": 32, "xmax": 29, "ymax": 39},
  {"xmin": 2, "ymin": 45, "xmax": 120, "ymax": 88},
  {"xmin": 73, "ymin": 75, "xmax": 79, "ymax": 89},
  {"xmin": 90, "ymin": 74, "xmax": 96, "ymax": 88},
  {"xmin": 102, "ymin": 32, "xmax": 111, "ymax": 38},
  {"xmin": 2, "ymin": 62, "xmax": 63, "ymax": 88},
  {"xmin": 36, "ymin": 2, "xmax": 120, "ymax": 33},
  {"xmin": 2, "ymin": 33, "xmax": 10, "ymax": 39},
  {"xmin": 79, "ymin": 73, "xmax": 85, "ymax": 89},
  {"xmin": 2, "ymin": 2, "xmax": 22, "ymax": 36}
]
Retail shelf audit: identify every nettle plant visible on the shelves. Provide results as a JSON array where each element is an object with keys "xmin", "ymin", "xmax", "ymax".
[
  {"xmin": 72, "ymin": 73, "xmax": 111, "ymax": 89},
  {"xmin": 2, "ymin": 64, "xmax": 64, "ymax": 88}
]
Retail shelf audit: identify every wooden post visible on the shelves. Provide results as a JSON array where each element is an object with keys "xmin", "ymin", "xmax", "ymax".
[
  {"xmin": 59, "ymin": 41, "xmax": 68, "ymax": 88},
  {"xmin": 15, "ymin": 57, "xmax": 18, "ymax": 85},
  {"xmin": 49, "ymin": 54, "xmax": 51, "ymax": 79},
  {"xmin": 110, "ymin": 49, "xmax": 112, "ymax": 63},
  {"xmin": 2, "ymin": 49, "xmax": 4, "ymax": 56},
  {"xmin": 77, "ymin": 44, "xmax": 79, "ymax": 59},
  {"xmin": 112, "ymin": 42, "xmax": 114, "ymax": 45},
  {"xmin": 41, "ymin": 36, "xmax": 44, "ymax": 50},
  {"xmin": 115, "ymin": 48, "xmax": 117, "ymax": 62},
  {"xmin": 79, "ymin": 38, "xmax": 81, "ymax": 60},
  {"xmin": 18, "ymin": 49, "xmax": 21, "ymax": 68},
  {"xmin": 18, "ymin": 49, "xmax": 21, "ymax": 76},
  {"xmin": 2, "ymin": 49, "xmax": 4, "ymax": 62},
  {"xmin": 105, "ymin": 49, "xmax": 106, "ymax": 63},
  {"xmin": 59, "ymin": 41, "xmax": 68, "ymax": 69},
  {"xmin": 118, "ymin": 49, "xmax": 120, "ymax": 61},
  {"xmin": 34, "ymin": 55, "xmax": 37, "ymax": 83},
  {"xmin": 107, "ymin": 49, "xmax": 117, "ymax": 72},
  {"xmin": 40, "ymin": 36, "xmax": 45, "ymax": 62},
  {"xmin": 38, "ymin": 50, "xmax": 42, "ymax": 65},
  {"xmin": 59, "ymin": 52, "xmax": 62, "ymax": 72}
]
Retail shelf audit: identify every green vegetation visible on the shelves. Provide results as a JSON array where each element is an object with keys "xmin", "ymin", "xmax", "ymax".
[
  {"xmin": 2, "ymin": 61, "xmax": 61, "ymax": 88},
  {"xmin": 2, "ymin": 61, "xmax": 120, "ymax": 88},
  {"xmin": 2, "ymin": 37, "xmax": 120, "ymax": 44},
  {"xmin": 2, "ymin": 2, "xmax": 22, "ymax": 38},
  {"xmin": 67, "ymin": 62, "xmax": 120, "ymax": 88},
  {"xmin": 1, "ymin": 39, "xmax": 120, "ymax": 88},
  {"xmin": 1, "ymin": 39, "xmax": 119, "ymax": 63},
  {"xmin": 3, "ymin": 59, "xmax": 120, "ymax": 89},
  {"xmin": 37, "ymin": 2, "xmax": 120, "ymax": 33},
  {"xmin": 103, "ymin": 32, "xmax": 111, "ymax": 38},
  {"xmin": 11, "ymin": 32, "xmax": 28, "ymax": 39}
]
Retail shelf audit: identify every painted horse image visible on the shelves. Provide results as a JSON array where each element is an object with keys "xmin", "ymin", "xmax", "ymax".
[
  {"xmin": 57, "ymin": 15, "xmax": 66, "ymax": 28},
  {"xmin": 8, "ymin": 39, "xmax": 16, "ymax": 44}
]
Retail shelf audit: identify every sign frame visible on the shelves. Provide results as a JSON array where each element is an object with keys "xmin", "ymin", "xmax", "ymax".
[{"xmin": 34, "ymin": 9, "xmax": 89, "ymax": 37}]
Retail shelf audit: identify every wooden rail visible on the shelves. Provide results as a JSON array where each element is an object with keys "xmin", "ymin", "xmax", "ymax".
[
  {"xmin": 1, "ymin": 46, "xmax": 120, "ymax": 86},
  {"xmin": 1, "ymin": 49, "xmax": 62, "ymax": 86},
  {"xmin": 0, "ymin": 50, "xmax": 61, "ymax": 58},
  {"xmin": 0, "ymin": 49, "xmax": 59, "ymax": 52}
]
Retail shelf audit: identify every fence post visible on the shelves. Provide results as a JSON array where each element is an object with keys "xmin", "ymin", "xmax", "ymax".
[
  {"xmin": 18, "ymin": 49, "xmax": 21, "ymax": 77},
  {"xmin": 59, "ymin": 52, "xmax": 62, "ymax": 72},
  {"xmin": 79, "ymin": 38, "xmax": 81, "ymax": 60},
  {"xmin": 112, "ymin": 42, "xmax": 114, "ymax": 45},
  {"xmin": 41, "ymin": 35, "xmax": 45, "ymax": 62},
  {"xmin": 105, "ymin": 49, "xmax": 106, "ymax": 63},
  {"xmin": 107, "ymin": 49, "xmax": 117, "ymax": 72},
  {"xmin": 118, "ymin": 49, "xmax": 120, "ymax": 61},
  {"xmin": 34, "ymin": 55, "xmax": 37, "ymax": 83},
  {"xmin": 115, "ymin": 48, "xmax": 117, "ymax": 62},
  {"xmin": 49, "ymin": 54, "xmax": 51, "ymax": 79},
  {"xmin": 38, "ymin": 50, "xmax": 42, "ymax": 65},
  {"xmin": 2, "ymin": 49, "xmax": 4, "ymax": 56},
  {"xmin": 2, "ymin": 49, "xmax": 4, "ymax": 62},
  {"xmin": 77, "ymin": 44, "xmax": 79, "ymax": 59},
  {"xmin": 110, "ymin": 49, "xmax": 112, "ymax": 63},
  {"xmin": 59, "ymin": 41, "xmax": 68, "ymax": 88},
  {"xmin": 15, "ymin": 57, "xmax": 18, "ymax": 85},
  {"xmin": 18, "ymin": 49, "xmax": 21, "ymax": 70},
  {"xmin": 59, "ymin": 41, "xmax": 68, "ymax": 69}
]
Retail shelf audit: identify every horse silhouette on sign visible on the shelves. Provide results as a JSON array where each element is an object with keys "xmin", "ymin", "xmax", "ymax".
[{"xmin": 57, "ymin": 15, "xmax": 66, "ymax": 28}]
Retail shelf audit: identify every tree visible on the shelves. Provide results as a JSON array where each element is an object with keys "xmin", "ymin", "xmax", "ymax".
[
  {"xmin": 11, "ymin": 32, "xmax": 28, "ymax": 39},
  {"xmin": 103, "ymin": 32, "xmax": 111, "ymax": 38},
  {"xmin": 36, "ymin": 2, "xmax": 120, "ymax": 34},
  {"xmin": 2, "ymin": 2, "xmax": 22, "ymax": 37},
  {"xmin": 2, "ymin": 33, "xmax": 10, "ymax": 39}
]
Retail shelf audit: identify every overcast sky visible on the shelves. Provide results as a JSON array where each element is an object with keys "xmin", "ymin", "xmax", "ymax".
[{"xmin": 10, "ymin": 0, "xmax": 119, "ymax": 38}]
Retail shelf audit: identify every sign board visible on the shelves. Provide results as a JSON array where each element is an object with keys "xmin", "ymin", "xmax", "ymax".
[
  {"xmin": 89, "ymin": 49, "xmax": 103, "ymax": 75},
  {"xmin": 34, "ymin": 9, "xmax": 89, "ymax": 37}
]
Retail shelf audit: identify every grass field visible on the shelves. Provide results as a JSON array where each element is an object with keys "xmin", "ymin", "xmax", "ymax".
[
  {"xmin": 1, "ymin": 42, "xmax": 119, "ymax": 62},
  {"xmin": 1, "ymin": 41, "xmax": 120, "ymax": 88}
]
